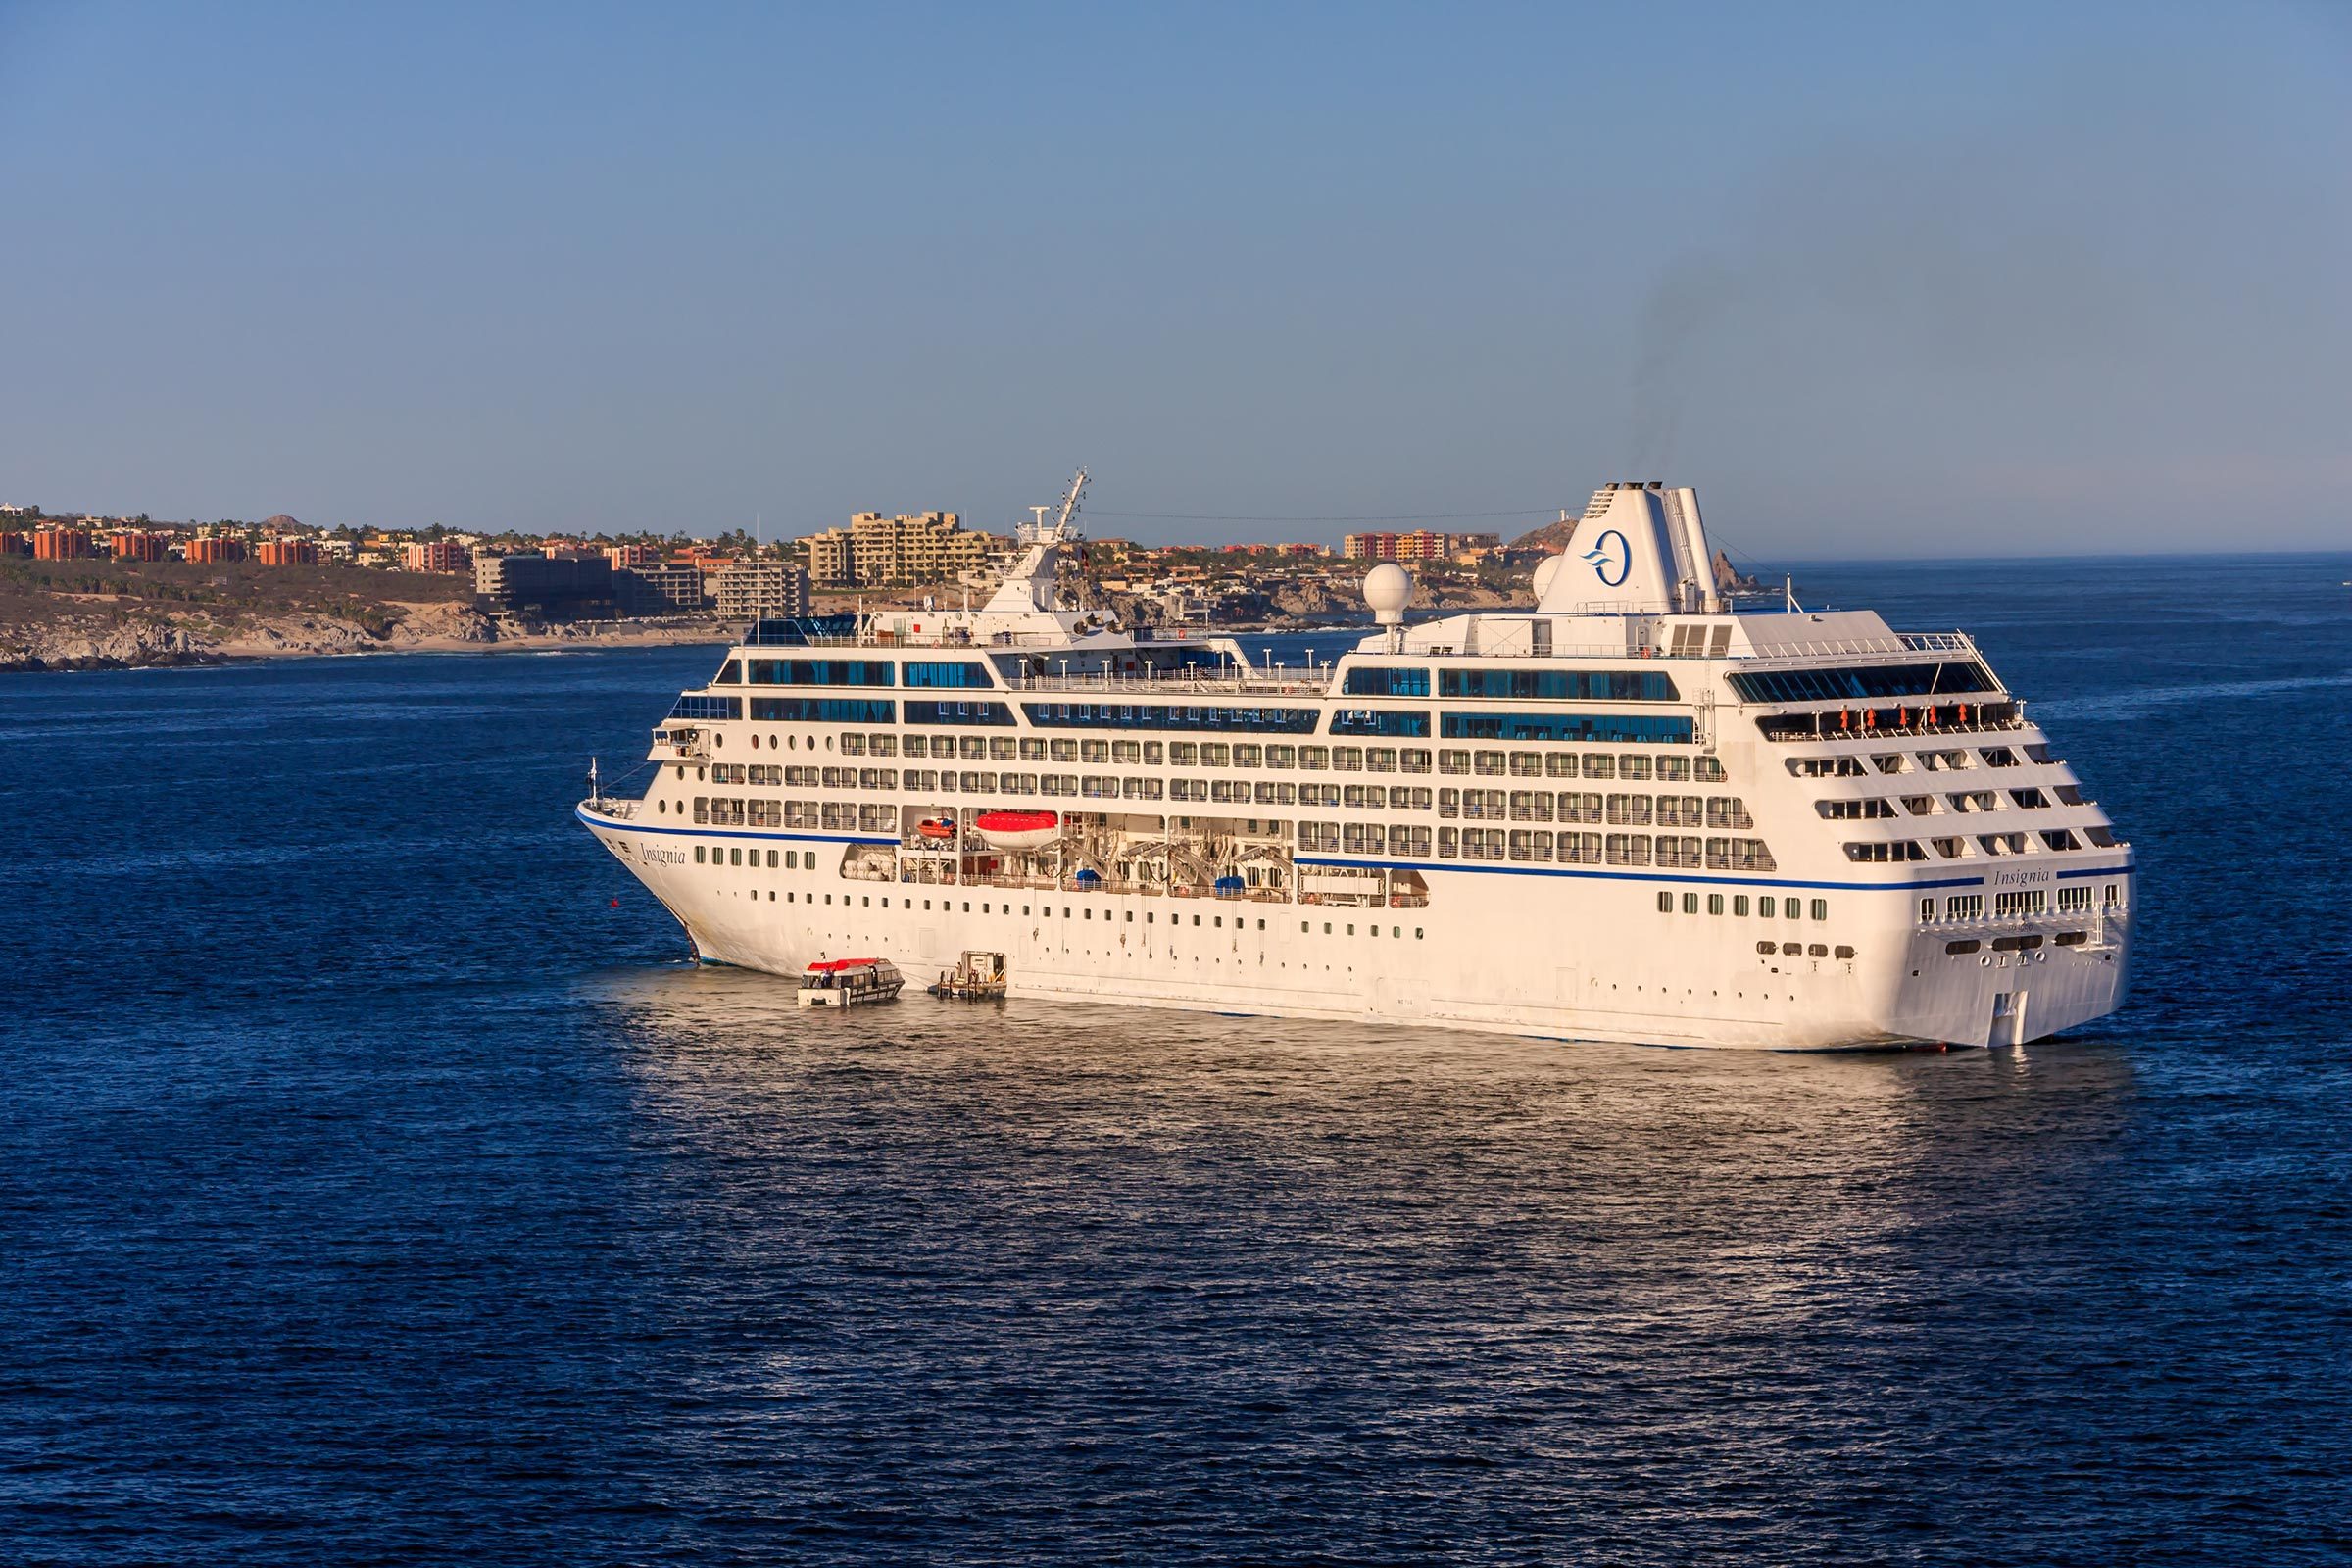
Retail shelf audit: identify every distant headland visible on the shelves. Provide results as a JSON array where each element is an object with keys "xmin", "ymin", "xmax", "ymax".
[{"xmin": 1, "ymin": 502, "xmax": 1629, "ymax": 672}]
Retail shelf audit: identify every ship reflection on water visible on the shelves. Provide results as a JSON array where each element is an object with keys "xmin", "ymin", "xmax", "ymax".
[{"xmin": 572, "ymin": 961, "xmax": 2145, "ymax": 1549}]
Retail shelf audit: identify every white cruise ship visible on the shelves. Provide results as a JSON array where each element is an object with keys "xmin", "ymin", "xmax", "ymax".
[{"xmin": 578, "ymin": 477, "xmax": 2132, "ymax": 1049}]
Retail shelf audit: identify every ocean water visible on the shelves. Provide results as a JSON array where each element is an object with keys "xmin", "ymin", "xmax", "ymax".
[{"xmin": 4, "ymin": 553, "xmax": 2349, "ymax": 1565}]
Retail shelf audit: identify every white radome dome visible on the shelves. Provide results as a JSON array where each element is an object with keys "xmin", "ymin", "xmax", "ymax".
[
  {"xmin": 1362, "ymin": 563, "xmax": 1412, "ymax": 624},
  {"xmin": 1531, "ymin": 554, "xmax": 1564, "ymax": 601}
]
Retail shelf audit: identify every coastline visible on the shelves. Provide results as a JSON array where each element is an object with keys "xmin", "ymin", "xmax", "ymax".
[{"xmin": 0, "ymin": 607, "xmax": 729, "ymax": 674}]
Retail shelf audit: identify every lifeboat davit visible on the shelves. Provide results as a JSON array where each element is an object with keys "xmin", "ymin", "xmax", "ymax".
[
  {"xmin": 973, "ymin": 808, "xmax": 1060, "ymax": 850},
  {"xmin": 916, "ymin": 816, "xmax": 958, "ymax": 843}
]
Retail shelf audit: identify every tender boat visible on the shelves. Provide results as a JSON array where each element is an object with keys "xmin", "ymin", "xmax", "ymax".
[
  {"xmin": 798, "ymin": 957, "xmax": 906, "ymax": 1007},
  {"xmin": 973, "ymin": 809, "xmax": 1059, "ymax": 850},
  {"xmin": 929, "ymin": 950, "xmax": 1008, "ymax": 1001}
]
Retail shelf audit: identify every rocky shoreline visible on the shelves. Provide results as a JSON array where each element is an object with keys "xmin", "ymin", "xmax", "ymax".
[
  {"xmin": 0, "ymin": 600, "xmax": 725, "ymax": 673},
  {"xmin": 4, "ymin": 573, "xmax": 1532, "ymax": 673}
]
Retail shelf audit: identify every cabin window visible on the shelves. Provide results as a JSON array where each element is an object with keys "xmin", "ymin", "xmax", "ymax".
[
  {"xmin": 1708, "ymin": 894, "xmax": 1725, "ymax": 915},
  {"xmin": 1448, "ymin": 712, "xmax": 1694, "ymax": 744},
  {"xmin": 1020, "ymin": 700, "xmax": 1318, "ymax": 734},
  {"xmin": 1682, "ymin": 893, "xmax": 1698, "ymax": 914},
  {"xmin": 1344, "ymin": 666, "xmax": 1431, "ymax": 697},
  {"xmin": 1440, "ymin": 668, "xmax": 1679, "ymax": 702},
  {"xmin": 1810, "ymin": 900, "xmax": 1829, "ymax": 921},
  {"xmin": 902, "ymin": 661, "xmax": 993, "ymax": 688}
]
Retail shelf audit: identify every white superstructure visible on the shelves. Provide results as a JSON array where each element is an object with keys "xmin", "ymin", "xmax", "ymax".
[{"xmin": 579, "ymin": 478, "xmax": 2132, "ymax": 1049}]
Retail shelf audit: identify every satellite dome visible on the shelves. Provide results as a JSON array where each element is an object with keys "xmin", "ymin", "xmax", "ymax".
[
  {"xmin": 1531, "ymin": 554, "xmax": 1564, "ymax": 601},
  {"xmin": 1362, "ymin": 563, "xmax": 1412, "ymax": 626}
]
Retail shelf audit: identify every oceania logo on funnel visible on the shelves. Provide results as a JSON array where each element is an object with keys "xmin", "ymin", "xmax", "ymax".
[{"xmin": 1582, "ymin": 529, "xmax": 1631, "ymax": 587}]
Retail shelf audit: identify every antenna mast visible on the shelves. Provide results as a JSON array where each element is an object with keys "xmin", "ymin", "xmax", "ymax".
[{"xmin": 1051, "ymin": 467, "xmax": 1089, "ymax": 540}]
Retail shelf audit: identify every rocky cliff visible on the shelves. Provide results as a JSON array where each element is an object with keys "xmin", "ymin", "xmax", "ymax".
[{"xmin": 0, "ymin": 599, "xmax": 509, "ymax": 672}]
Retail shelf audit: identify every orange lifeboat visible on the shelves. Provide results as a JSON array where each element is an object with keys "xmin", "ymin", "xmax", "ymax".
[
  {"xmin": 916, "ymin": 816, "xmax": 957, "ymax": 844},
  {"xmin": 973, "ymin": 808, "xmax": 1059, "ymax": 851}
]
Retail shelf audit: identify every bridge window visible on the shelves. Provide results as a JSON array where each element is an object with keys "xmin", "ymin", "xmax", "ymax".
[{"xmin": 665, "ymin": 695, "xmax": 743, "ymax": 722}]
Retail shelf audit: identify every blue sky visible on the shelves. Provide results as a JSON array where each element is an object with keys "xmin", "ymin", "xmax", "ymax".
[{"xmin": 2, "ymin": 1, "xmax": 2347, "ymax": 556}]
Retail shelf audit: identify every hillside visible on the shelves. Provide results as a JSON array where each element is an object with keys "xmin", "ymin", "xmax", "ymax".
[{"xmin": 0, "ymin": 556, "xmax": 719, "ymax": 670}]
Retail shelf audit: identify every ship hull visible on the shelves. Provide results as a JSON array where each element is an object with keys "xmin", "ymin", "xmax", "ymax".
[{"xmin": 583, "ymin": 810, "xmax": 2129, "ymax": 1051}]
